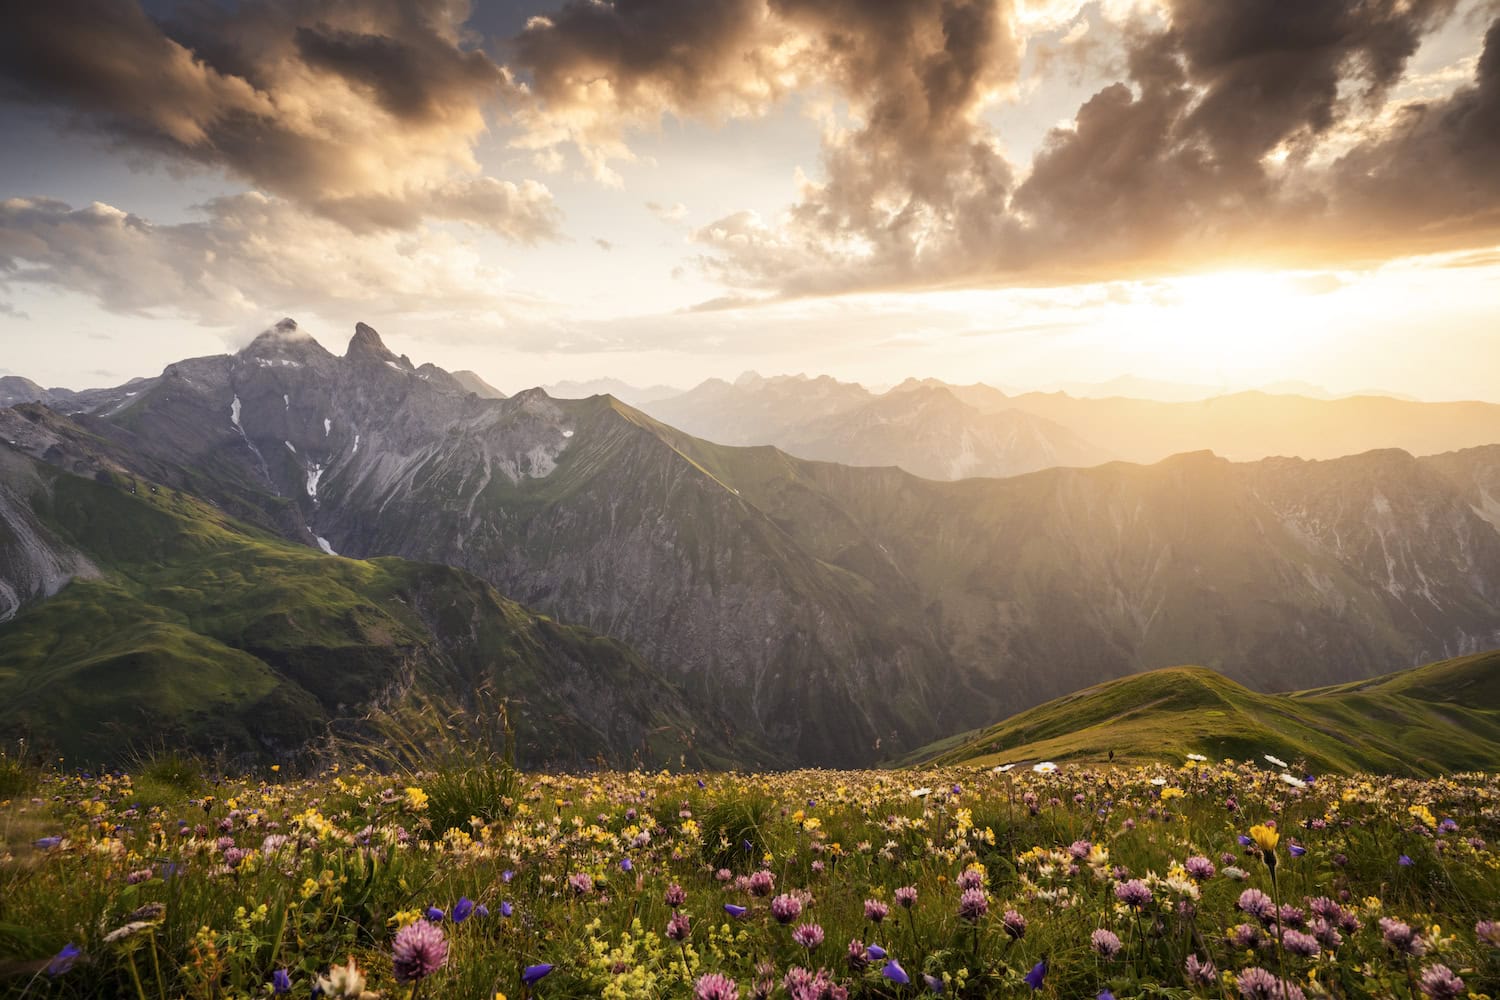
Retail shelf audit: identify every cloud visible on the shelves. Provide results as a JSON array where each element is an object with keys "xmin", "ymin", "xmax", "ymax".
[
  {"xmin": 510, "ymin": 0, "xmax": 1498, "ymax": 296},
  {"xmin": 0, "ymin": 0, "xmax": 558, "ymax": 240},
  {"xmin": 647, "ymin": 201, "xmax": 690, "ymax": 223},
  {"xmin": 0, "ymin": 193, "xmax": 541, "ymax": 325}
]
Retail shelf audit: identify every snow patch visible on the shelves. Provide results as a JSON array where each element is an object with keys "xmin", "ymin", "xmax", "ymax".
[
  {"xmin": 284, "ymin": 441, "xmax": 296, "ymax": 453},
  {"xmin": 230, "ymin": 396, "xmax": 241, "ymax": 427},
  {"xmin": 352, "ymin": 433, "xmax": 359, "ymax": 455},
  {"xmin": 283, "ymin": 394, "xmax": 290, "ymax": 410},
  {"xmin": 323, "ymin": 418, "xmax": 331, "ymax": 436},
  {"xmin": 384, "ymin": 360, "xmax": 407, "ymax": 374},
  {"xmin": 306, "ymin": 464, "xmax": 323, "ymax": 499},
  {"xmin": 562, "ymin": 429, "xmax": 574, "ymax": 438},
  {"xmin": 316, "ymin": 536, "xmax": 337, "ymax": 556}
]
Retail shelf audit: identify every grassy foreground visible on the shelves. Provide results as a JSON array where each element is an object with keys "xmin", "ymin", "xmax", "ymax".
[{"xmin": 1, "ymin": 751, "xmax": 1498, "ymax": 999}]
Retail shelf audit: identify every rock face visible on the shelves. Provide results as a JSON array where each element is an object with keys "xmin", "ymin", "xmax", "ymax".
[
  {"xmin": 6, "ymin": 320, "xmax": 1500, "ymax": 765},
  {"xmin": 0, "ymin": 447, "xmax": 100, "ymax": 622}
]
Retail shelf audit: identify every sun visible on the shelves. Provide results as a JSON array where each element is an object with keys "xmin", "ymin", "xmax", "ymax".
[{"xmin": 1123, "ymin": 269, "xmax": 1337, "ymax": 380}]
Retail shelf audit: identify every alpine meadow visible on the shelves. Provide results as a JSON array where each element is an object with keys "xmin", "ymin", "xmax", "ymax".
[{"xmin": 2, "ymin": 1, "xmax": 1500, "ymax": 998}]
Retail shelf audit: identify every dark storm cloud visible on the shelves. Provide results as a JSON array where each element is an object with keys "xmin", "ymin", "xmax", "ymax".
[
  {"xmin": 512, "ymin": 0, "xmax": 1497, "ymax": 294},
  {"xmin": 1009, "ymin": 0, "xmax": 1468, "ymax": 277},
  {"xmin": 0, "ymin": 0, "xmax": 558, "ymax": 239}
]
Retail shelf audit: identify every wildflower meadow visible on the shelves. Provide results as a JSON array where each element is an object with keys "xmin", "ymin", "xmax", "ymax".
[{"xmin": 2, "ymin": 748, "xmax": 1498, "ymax": 999}]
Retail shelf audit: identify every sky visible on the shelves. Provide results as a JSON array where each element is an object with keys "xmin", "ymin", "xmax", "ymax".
[{"xmin": 0, "ymin": 0, "xmax": 1498, "ymax": 400}]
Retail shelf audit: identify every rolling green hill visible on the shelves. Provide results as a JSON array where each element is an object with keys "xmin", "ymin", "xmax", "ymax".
[
  {"xmin": 910, "ymin": 653, "xmax": 1500, "ymax": 775},
  {"xmin": 0, "ymin": 448, "xmax": 761, "ymax": 769}
]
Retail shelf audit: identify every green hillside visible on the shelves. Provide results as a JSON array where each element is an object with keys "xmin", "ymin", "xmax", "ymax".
[
  {"xmin": 0, "ymin": 451, "xmax": 758, "ymax": 768},
  {"xmin": 909, "ymin": 653, "xmax": 1500, "ymax": 775}
]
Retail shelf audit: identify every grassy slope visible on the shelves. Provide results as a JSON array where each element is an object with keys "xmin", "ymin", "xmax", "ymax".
[
  {"xmin": 0, "ymin": 453, "xmax": 752, "ymax": 768},
  {"xmin": 910, "ymin": 652, "xmax": 1500, "ymax": 776}
]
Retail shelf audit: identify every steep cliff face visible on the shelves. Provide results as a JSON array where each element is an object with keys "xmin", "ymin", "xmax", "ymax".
[{"xmin": 0, "ymin": 446, "xmax": 99, "ymax": 622}]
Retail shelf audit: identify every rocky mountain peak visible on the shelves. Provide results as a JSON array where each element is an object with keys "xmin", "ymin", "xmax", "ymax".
[
  {"xmin": 240, "ymin": 318, "xmax": 332, "ymax": 364},
  {"xmin": 347, "ymin": 322, "xmax": 402, "ymax": 365}
]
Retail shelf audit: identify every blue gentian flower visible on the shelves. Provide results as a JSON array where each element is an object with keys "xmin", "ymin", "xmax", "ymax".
[
  {"xmin": 1025, "ymin": 960, "xmax": 1047, "ymax": 990},
  {"xmin": 620, "ymin": 857, "xmax": 633, "ymax": 872},
  {"xmin": 272, "ymin": 969, "xmax": 292, "ymax": 994},
  {"xmin": 45, "ymin": 943, "xmax": 80, "ymax": 977},
  {"xmin": 866, "ymin": 944, "xmax": 887, "ymax": 960},
  {"xmin": 724, "ymin": 904, "xmax": 748, "ymax": 918},
  {"xmin": 522, "ymin": 964, "xmax": 553, "ymax": 985},
  {"xmin": 882, "ymin": 960, "xmax": 909, "ymax": 985},
  {"xmin": 424, "ymin": 906, "xmax": 445, "ymax": 922},
  {"xmin": 923, "ymin": 973, "xmax": 945, "ymax": 993},
  {"xmin": 1399, "ymin": 854, "xmax": 1413, "ymax": 866},
  {"xmin": 452, "ymin": 897, "xmax": 474, "ymax": 923},
  {"xmin": 501, "ymin": 901, "xmax": 513, "ymax": 917}
]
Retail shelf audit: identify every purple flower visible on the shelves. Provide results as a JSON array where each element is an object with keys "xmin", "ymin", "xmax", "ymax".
[
  {"xmin": 864, "ymin": 899, "xmax": 889, "ymax": 923},
  {"xmin": 791, "ymin": 923, "xmax": 824, "ymax": 950},
  {"xmin": 452, "ymin": 897, "xmax": 474, "ymax": 924},
  {"xmin": 748, "ymin": 870, "xmax": 775, "ymax": 897},
  {"xmin": 958, "ymin": 888, "xmax": 989, "ymax": 923},
  {"xmin": 1380, "ymin": 917, "xmax": 1428, "ymax": 956},
  {"xmin": 501, "ymin": 901, "xmax": 513, "ymax": 918},
  {"xmin": 1098, "ymin": 993, "xmax": 1116, "ymax": 1000},
  {"xmin": 695, "ymin": 972, "xmax": 739, "ymax": 1000},
  {"xmin": 895, "ymin": 886, "xmax": 918, "ymax": 908},
  {"xmin": 392, "ymin": 920, "xmax": 448, "ymax": 983},
  {"xmin": 1185, "ymin": 954, "xmax": 1216, "ymax": 986},
  {"xmin": 668, "ymin": 912, "xmax": 692, "ymax": 941},
  {"xmin": 45, "ymin": 943, "xmax": 80, "ymax": 977},
  {"xmin": 957, "ymin": 868, "xmax": 984, "ymax": 891},
  {"xmin": 1419, "ymin": 964, "xmax": 1466, "ymax": 999},
  {"xmin": 1091, "ymin": 928, "xmax": 1123, "ymax": 959},
  {"xmin": 1024, "ymin": 960, "xmax": 1047, "ymax": 991},
  {"xmin": 772, "ymin": 894, "xmax": 804, "ymax": 924},
  {"xmin": 424, "ymin": 906, "xmax": 445, "ymax": 923},
  {"xmin": 502, "ymin": 869, "xmax": 515, "ymax": 882},
  {"xmin": 1235, "ymin": 967, "xmax": 1307, "ymax": 1000},
  {"xmin": 666, "ymin": 883, "xmax": 687, "ymax": 908},
  {"xmin": 1114, "ymin": 879, "xmax": 1152, "ymax": 909},
  {"xmin": 272, "ymin": 969, "xmax": 292, "ymax": 995},
  {"xmin": 1283, "ymin": 929, "xmax": 1320, "ymax": 958},
  {"xmin": 882, "ymin": 959, "xmax": 910, "ymax": 985},
  {"xmin": 1288, "ymin": 843, "xmax": 1307, "ymax": 858},
  {"xmin": 1231, "ymin": 923, "xmax": 1263, "ymax": 948},
  {"xmin": 34, "ymin": 836, "xmax": 63, "ymax": 850},
  {"xmin": 1237, "ymin": 888, "xmax": 1276, "ymax": 922},
  {"xmin": 866, "ymin": 944, "xmax": 887, "ymax": 960},
  {"xmin": 724, "ymin": 904, "xmax": 748, "ymax": 918},
  {"xmin": 1399, "ymin": 854, "xmax": 1414, "ymax": 866},
  {"xmin": 522, "ymin": 963, "xmax": 553, "ymax": 986},
  {"xmin": 847, "ymin": 938, "xmax": 869, "ymax": 970},
  {"xmin": 1476, "ymin": 920, "xmax": 1500, "ymax": 947},
  {"xmin": 1002, "ymin": 909, "xmax": 1027, "ymax": 940},
  {"xmin": 568, "ymin": 872, "xmax": 594, "ymax": 895},
  {"xmin": 620, "ymin": 857, "xmax": 633, "ymax": 872},
  {"xmin": 923, "ymin": 974, "xmax": 945, "ymax": 993},
  {"xmin": 1184, "ymin": 855, "xmax": 1216, "ymax": 880}
]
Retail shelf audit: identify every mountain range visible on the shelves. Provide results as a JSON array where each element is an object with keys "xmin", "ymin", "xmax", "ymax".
[
  {"xmin": 641, "ymin": 373, "xmax": 1500, "ymax": 477},
  {"xmin": 4, "ymin": 319, "xmax": 1500, "ymax": 767}
]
